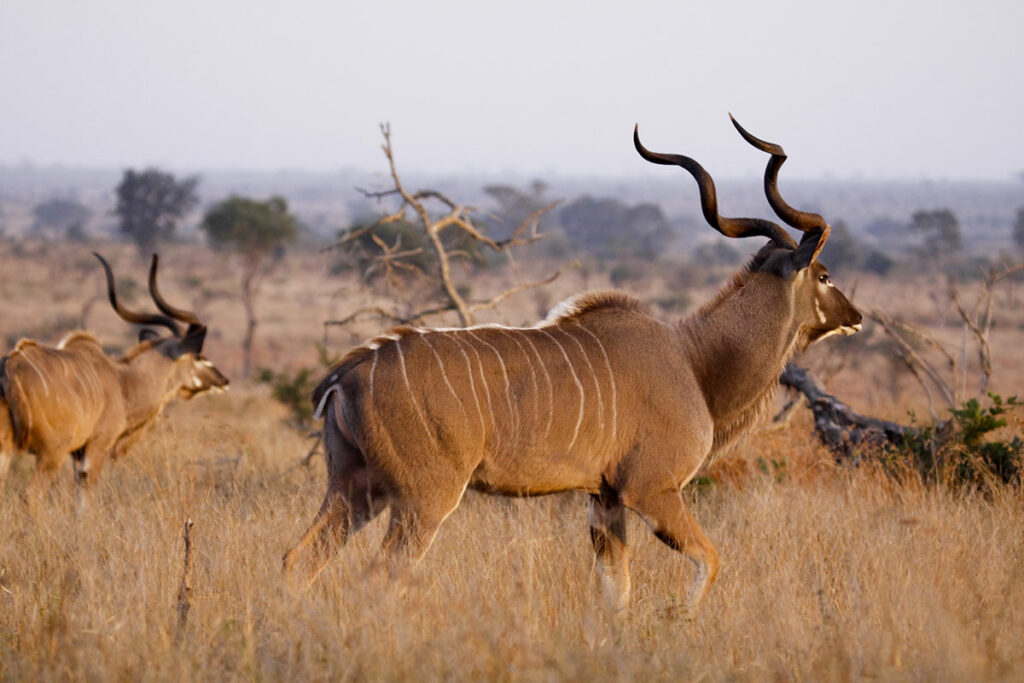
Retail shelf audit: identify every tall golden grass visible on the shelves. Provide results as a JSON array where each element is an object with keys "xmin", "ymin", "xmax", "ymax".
[{"xmin": 2, "ymin": 241, "xmax": 1023, "ymax": 680}]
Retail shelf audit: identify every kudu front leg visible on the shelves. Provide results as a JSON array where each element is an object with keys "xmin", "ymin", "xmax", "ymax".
[
  {"xmin": 589, "ymin": 488, "xmax": 631, "ymax": 611},
  {"xmin": 627, "ymin": 486, "xmax": 719, "ymax": 619}
]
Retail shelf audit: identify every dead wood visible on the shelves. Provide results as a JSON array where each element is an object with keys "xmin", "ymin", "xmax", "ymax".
[
  {"xmin": 175, "ymin": 518, "xmax": 195, "ymax": 641},
  {"xmin": 779, "ymin": 362, "xmax": 910, "ymax": 462}
]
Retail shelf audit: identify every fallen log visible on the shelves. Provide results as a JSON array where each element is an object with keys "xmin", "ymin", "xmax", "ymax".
[{"xmin": 779, "ymin": 363, "xmax": 911, "ymax": 462}]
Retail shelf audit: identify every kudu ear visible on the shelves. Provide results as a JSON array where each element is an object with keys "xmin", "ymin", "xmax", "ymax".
[
  {"xmin": 790, "ymin": 229, "xmax": 828, "ymax": 271},
  {"xmin": 178, "ymin": 325, "xmax": 207, "ymax": 356}
]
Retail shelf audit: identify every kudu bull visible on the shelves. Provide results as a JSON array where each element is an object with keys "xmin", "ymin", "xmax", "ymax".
[
  {"xmin": 283, "ymin": 117, "xmax": 862, "ymax": 616},
  {"xmin": 0, "ymin": 253, "xmax": 228, "ymax": 492}
]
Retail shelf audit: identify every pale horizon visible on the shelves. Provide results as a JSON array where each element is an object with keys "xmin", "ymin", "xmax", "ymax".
[{"xmin": 2, "ymin": 1, "xmax": 1022, "ymax": 182}]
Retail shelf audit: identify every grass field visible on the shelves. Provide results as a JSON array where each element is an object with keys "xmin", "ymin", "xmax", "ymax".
[{"xmin": 1, "ymin": 240, "xmax": 1023, "ymax": 680}]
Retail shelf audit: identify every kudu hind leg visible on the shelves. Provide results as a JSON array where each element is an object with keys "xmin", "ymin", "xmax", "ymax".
[
  {"xmin": 628, "ymin": 487, "xmax": 719, "ymax": 618},
  {"xmin": 283, "ymin": 399, "xmax": 386, "ymax": 583},
  {"xmin": 379, "ymin": 479, "xmax": 469, "ymax": 580},
  {"xmin": 283, "ymin": 472, "xmax": 386, "ymax": 583},
  {"xmin": 282, "ymin": 487, "xmax": 351, "ymax": 581},
  {"xmin": 589, "ymin": 487, "xmax": 631, "ymax": 611}
]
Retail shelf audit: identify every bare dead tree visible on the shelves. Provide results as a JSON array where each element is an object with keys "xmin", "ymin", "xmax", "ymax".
[
  {"xmin": 325, "ymin": 123, "xmax": 569, "ymax": 332},
  {"xmin": 871, "ymin": 262, "xmax": 1024, "ymax": 421}
]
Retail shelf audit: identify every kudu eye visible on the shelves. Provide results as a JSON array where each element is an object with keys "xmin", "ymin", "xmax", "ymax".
[{"xmin": 818, "ymin": 273, "xmax": 830, "ymax": 285}]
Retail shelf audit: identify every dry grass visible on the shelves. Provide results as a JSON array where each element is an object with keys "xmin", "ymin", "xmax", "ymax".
[{"xmin": 2, "ymin": 241, "xmax": 1023, "ymax": 680}]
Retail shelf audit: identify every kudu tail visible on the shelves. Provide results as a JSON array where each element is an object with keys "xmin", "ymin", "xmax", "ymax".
[{"xmin": 0, "ymin": 355, "xmax": 31, "ymax": 451}]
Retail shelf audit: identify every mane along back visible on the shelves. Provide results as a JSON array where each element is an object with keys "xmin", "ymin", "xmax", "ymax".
[
  {"xmin": 545, "ymin": 290, "xmax": 648, "ymax": 323},
  {"xmin": 57, "ymin": 331, "xmax": 102, "ymax": 349}
]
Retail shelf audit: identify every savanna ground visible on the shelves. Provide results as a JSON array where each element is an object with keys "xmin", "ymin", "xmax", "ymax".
[{"xmin": 1, "ymin": 240, "xmax": 1023, "ymax": 680}]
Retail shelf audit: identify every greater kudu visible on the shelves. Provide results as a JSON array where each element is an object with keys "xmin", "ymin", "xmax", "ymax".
[
  {"xmin": 0, "ymin": 253, "xmax": 228, "ymax": 492},
  {"xmin": 283, "ymin": 117, "xmax": 862, "ymax": 616}
]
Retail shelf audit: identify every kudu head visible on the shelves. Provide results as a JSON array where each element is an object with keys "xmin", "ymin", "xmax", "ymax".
[
  {"xmin": 633, "ymin": 116, "xmax": 862, "ymax": 345},
  {"xmin": 94, "ymin": 253, "xmax": 229, "ymax": 398}
]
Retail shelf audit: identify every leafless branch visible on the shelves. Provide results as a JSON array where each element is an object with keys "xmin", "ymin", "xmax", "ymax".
[
  {"xmin": 466, "ymin": 262, "xmax": 577, "ymax": 316},
  {"xmin": 870, "ymin": 309, "xmax": 956, "ymax": 411},
  {"xmin": 325, "ymin": 123, "xmax": 567, "ymax": 330}
]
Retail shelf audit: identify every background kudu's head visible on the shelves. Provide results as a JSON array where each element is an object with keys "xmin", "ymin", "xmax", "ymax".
[
  {"xmin": 633, "ymin": 116, "xmax": 862, "ymax": 344},
  {"xmin": 94, "ymin": 252, "xmax": 229, "ymax": 398}
]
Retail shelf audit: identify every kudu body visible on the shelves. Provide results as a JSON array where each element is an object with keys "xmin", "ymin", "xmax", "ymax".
[
  {"xmin": 284, "ymin": 117, "xmax": 862, "ymax": 615},
  {"xmin": 0, "ymin": 254, "xmax": 228, "ymax": 491}
]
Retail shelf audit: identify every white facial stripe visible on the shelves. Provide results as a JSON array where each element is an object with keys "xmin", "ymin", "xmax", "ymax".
[{"xmin": 814, "ymin": 298, "xmax": 827, "ymax": 325}]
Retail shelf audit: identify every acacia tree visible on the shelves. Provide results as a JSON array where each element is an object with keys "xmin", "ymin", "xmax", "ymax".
[
  {"xmin": 200, "ymin": 195, "xmax": 298, "ymax": 378},
  {"xmin": 909, "ymin": 208, "xmax": 961, "ymax": 251},
  {"xmin": 115, "ymin": 168, "xmax": 199, "ymax": 255},
  {"xmin": 32, "ymin": 197, "xmax": 91, "ymax": 239}
]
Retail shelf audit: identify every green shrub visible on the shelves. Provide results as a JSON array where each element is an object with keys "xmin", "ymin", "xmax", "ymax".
[
  {"xmin": 892, "ymin": 393, "xmax": 1022, "ymax": 489},
  {"xmin": 255, "ymin": 345, "xmax": 335, "ymax": 429}
]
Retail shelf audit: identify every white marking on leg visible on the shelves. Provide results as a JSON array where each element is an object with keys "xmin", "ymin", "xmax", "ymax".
[
  {"xmin": 572, "ymin": 320, "xmax": 617, "ymax": 442},
  {"xmin": 538, "ymin": 329, "xmax": 585, "ymax": 452},
  {"xmin": 394, "ymin": 337, "xmax": 437, "ymax": 446}
]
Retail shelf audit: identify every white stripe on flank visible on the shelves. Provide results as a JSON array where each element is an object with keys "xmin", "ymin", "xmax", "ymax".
[
  {"xmin": 85, "ymin": 363, "xmax": 104, "ymax": 402},
  {"xmin": 446, "ymin": 333, "xmax": 488, "ymax": 438},
  {"xmin": 555, "ymin": 326, "xmax": 604, "ymax": 436},
  {"xmin": 513, "ymin": 330, "xmax": 553, "ymax": 441},
  {"xmin": 467, "ymin": 331, "xmax": 517, "ymax": 446},
  {"xmin": 538, "ymin": 329, "xmax": 585, "ymax": 452},
  {"xmin": 460, "ymin": 337, "xmax": 497, "ymax": 435},
  {"xmin": 419, "ymin": 333, "xmax": 468, "ymax": 422},
  {"xmin": 19, "ymin": 353, "xmax": 51, "ymax": 397},
  {"xmin": 369, "ymin": 348, "xmax": 379, "ymax": 409},
  {"xmin": 395, "ymin": 337, "xmax": 436, "ymax": 445},
  {"xmin": 571, "ymin": 320, "xmax": 618, "ymax": 441},
  {"xmin": 504, "ymin": 332, "xmax": 539, "ymax": 443}
]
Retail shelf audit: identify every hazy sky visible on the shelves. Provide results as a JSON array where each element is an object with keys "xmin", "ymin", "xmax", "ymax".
[{"xmin": 2, "ymin": 0, "xmax": 1022, "ymax": 181}]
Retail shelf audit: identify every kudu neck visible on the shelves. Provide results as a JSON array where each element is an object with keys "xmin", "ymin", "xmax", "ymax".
[
  {"xmin": 116, "ymin": 347, "xmax": 188, "ymax": 418},
  {"xmin": 679, "ymin": 273, "xmax": 801, "ymax": 421}
]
